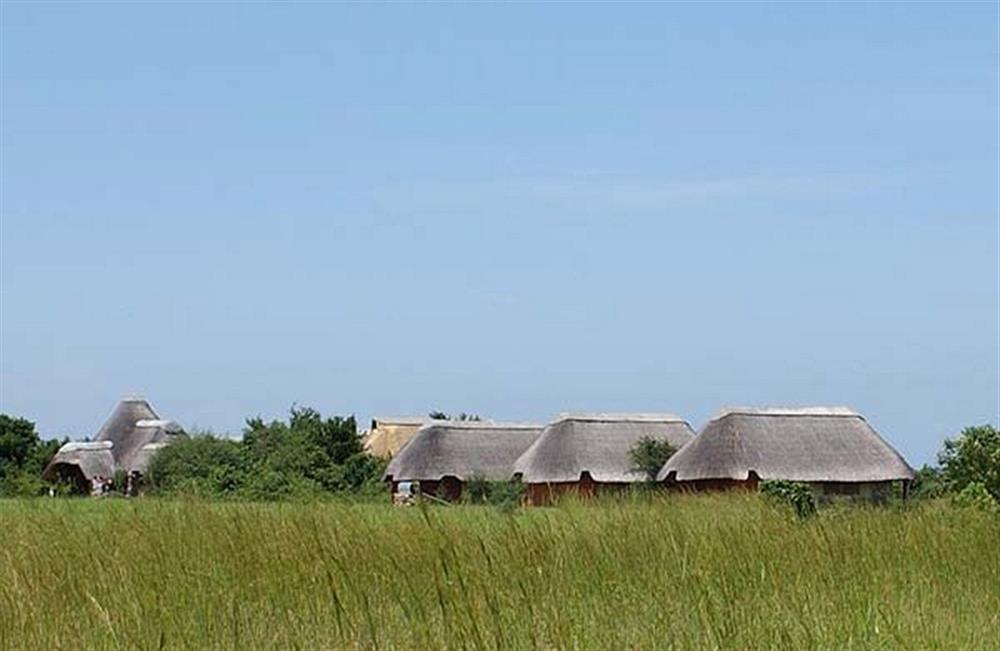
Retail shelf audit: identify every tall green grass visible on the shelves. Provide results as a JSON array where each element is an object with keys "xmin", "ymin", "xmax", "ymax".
[{"xmin": 1, "ymin": 495, "xmax": 997, "ymax": 650}]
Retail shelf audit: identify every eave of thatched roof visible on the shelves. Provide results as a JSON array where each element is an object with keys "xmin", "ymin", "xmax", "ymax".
[
  {"xmin": 383, "ymin": 421, "xmax": 542, "ymax": 482},
  {"xmin": 514, "ymin": 413, "xmax": 695, "ymax": 483},
  {"xmin": 657, "ymin": 407, "xmax": 915, "ymax": 483},
  {"xmin": 42, "ymin": 442, "xmax": 115, "ymax": 482}
]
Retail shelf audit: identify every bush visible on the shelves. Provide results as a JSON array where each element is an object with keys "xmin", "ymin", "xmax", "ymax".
[
  {"xmin": 952, "ymin": 482, "xmax": 1000, "ymax": 515},
  {"xmin": 147, "ymin": 434, "xmax": 248, "ymax": 497},
  {"xmin": 0, "ymin": 414, "xmax": 63, "ymax": 497},
  {"xmin": 463, "ymin": 477, "xmax": 525, "ymax": 511},
  {"xmin": 939, "ymin": 425, "xmax": 999, "ymax": 503},
  {"xmin": 628, "ymin": 436, "xmax": 678, "ymax": 482},
  {"xmin": 760, "ymin": 480, "xmax": 817, "ymax": 518},
  {"xmin": 146, "ymin": 407, "xmax": 386, "ymax": 501},
  {"xmin": 910, "ymin": 464, "xmax": 947, "ymax": 499}
]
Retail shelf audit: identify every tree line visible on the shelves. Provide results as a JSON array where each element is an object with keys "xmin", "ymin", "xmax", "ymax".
[{"xmin": 0, "ymin": 408, "xmax": 997, "ymax": 508}]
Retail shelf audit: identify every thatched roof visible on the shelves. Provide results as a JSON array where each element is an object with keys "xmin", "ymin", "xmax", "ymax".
[
  {"xmin": 41, "ymin": 442, "xmax": 115, "ymax": 482},
  {"xmin": 363, "ymin": 417, "xmax": 426, "ymax": 458},
  {"xmin": 383, "ymin": 421, "xmax": 542, "ymax": 483},
  {"xmin": 514, "ymin": 413, "xmax": 695, "ymax": 483},
  {"xmin": 43, "ymin": 398, "xmax": 185, "ymax": 482},
  {"xmin": 657, "ymin": 407, "xmax": 915, "ymax": 483},
  {"xmin": 127, "ymin": 441, "xmax": 174, "ymax": 475}
]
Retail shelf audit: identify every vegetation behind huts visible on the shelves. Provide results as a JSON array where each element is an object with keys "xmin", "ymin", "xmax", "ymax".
[
  {"xmin": 0, "ymin": 415, "xmax": 63, "ymax": 497},
  {"xmin": 147, "ymin": 406, "xmax": 385, "ymax": 499}
]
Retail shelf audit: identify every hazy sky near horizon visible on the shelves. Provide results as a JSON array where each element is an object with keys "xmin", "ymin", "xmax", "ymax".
[{"xmin": 1, "ymin": 3, "xmax": 997, "ymax": 465}]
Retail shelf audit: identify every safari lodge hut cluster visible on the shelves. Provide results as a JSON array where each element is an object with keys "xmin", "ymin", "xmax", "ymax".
[
  {"xmin": 383, "ymin": 406, "xmax": 915, "ymax": 503},
  {"xmin": 42, "ymin": 397, "xmax": 185, "ymax": 494}
]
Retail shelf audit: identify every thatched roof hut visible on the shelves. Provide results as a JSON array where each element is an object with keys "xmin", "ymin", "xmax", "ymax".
[
  {"xmin": 513, "ymin": 413, "xmax": 695, "ymax": 503},
  {"xmin": 383, "ymin": 421, "xmax": 542, "ymax": 501},
  {"xmin": 657, "ymin": 407, "xmax": 915, "ymax": 492},
  {"xmin": 43, "ymin": 397, "xmax": 185, "ymax": 491},
  {"xmin": 41, "ymin": 441, "xmax": 116, "ymax": 491},
  {"xmin": 362, "ymin": 417, "xmax": 425, "ymax": 458}
]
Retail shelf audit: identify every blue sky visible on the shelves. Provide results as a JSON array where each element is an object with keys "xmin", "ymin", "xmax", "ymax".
[{"xmin": 1, "ymin": 3, "xmax": 996, "ymax": 465}]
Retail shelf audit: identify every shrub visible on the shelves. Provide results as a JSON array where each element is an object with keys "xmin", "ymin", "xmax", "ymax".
[
  {"xmin": 146, "ymin": 407, "xmax": 386, "ymax": 500},
  {"xmin": 463, "ymin": 477, "xmax": 525, "ymax": 511},
  {"xmin": 910, "ymin": 464, "xmax": 947, "ymax": 499},
  {"xmin": 628, "ymin": 436, "xmax": 678, "ymax": 482},
  {"xmin": 952, "ymin": 482, "xmax": 1000, "ymax": 515},
  {"xmin": 147, "ymin": 434, "xmax": 248, "ymax": 497},
  {"xmin": 760, "ymin": 480, "xmax": 817, "ymax": 518},
  {"xmin": 0, "ymin": 414, "xmax": 63, "ymax": 497},
  {"xmin": 939, "ymin": 425, "xmax": 1000, "ymax": 502}
]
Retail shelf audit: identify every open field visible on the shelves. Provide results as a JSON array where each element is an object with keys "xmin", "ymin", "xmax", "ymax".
[{"xmin": 1, "ymin": 495, "xmax": 997, "ymax": 650}]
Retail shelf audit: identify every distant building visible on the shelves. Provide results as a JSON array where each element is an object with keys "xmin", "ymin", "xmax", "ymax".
[
  {"xmin": 362, "ymin": 417, "xmax": 426, "ymax": 458},
  {"xmin": 383, "ymin": 421, "xmax": 542, "ymax": 501},
  {"xmin": 514, "ymin": 413, "xmax": 695, "ymax": 505},
  {"xmin": 657, "ymin": 407, "xmax": 915, "ymax": 497},
  {"xmin": 42, "ymin": 397, "xmax": 185, "ymax": 494}
]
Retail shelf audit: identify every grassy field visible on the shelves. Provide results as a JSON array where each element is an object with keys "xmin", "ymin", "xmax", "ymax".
[{"xmin": 1, "ymin": 495, "xmax": 997, "ymax": 650}]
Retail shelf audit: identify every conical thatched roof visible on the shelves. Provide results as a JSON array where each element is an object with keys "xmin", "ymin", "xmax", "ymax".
[
  {"xmin": 383, "ymin": 421, "xmax": 542, "ymax": 483},
  {"xmin": 43, "ymin": 397, "xmax": 185, "ymax": 482},
  {"xmin": 657, "ymin": 407, "xmax": 915, "ymax": 483},
  {"xmin": 514, "ymin": 413, "xmax": 695, "ymax": 483}
]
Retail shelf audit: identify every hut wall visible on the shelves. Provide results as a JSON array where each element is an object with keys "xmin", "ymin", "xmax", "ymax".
[
  {"xmin": 391, "ymin": 477, "xmax": 464, "ymax": 502},
  {"xmin": 665, "ymin": 478, "xmax": 899, "ymax": 502},
  {"xmin": 810, "ymin": 481, "xmax": 896, "ymax": 502},
  {"xmin": 665, "ymin": 478, "xmax": 760, "ymax": 493},
  {"xmin": 525, "ymin": 477, "xmax": 634, "ymax": 506}
]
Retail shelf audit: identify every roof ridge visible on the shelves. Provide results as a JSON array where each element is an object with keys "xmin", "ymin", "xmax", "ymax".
[
  {"xmin": 554, "ymin": 412, "xmax": 686, "ymax": 423},
  {"xmin": 421, "ymin": 421, "xmax": 542, "ymax": 430},
  {"xmin": 711, "ymin": 406, "xmax": 858, "ymax": 421}
]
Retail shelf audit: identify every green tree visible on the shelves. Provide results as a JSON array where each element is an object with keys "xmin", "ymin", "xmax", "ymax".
[
  {"xmin": 910, "ymin": 464, "xmax": 946, "ymax": 499},
  {"xmin": 147, "ymin": 433, "xmax": 247, "ymax": 496},
  {"xmin": 243, "ymin": 406, "xmax": 364, "ymax": 492},
  {"xmin": 0, "ymin": 415, "xmax": 40, "ymax": 467},
  {"xmin": 938, "ymin": 424, "xmax": 1000, "ymax": 502},
  {"xmin": 629, "ymin": 436, "xmax": 678, "ymax": 482},
  {"xmin": 0, "ymin": 414, "xmax": 63, "ymax": 497}
]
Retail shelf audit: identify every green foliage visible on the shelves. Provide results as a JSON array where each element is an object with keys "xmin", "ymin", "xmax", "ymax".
[
  {"xmin": 0, "ymin": 414, "xmax": 63, "ymax": 497},
  {"xmin": 952, "ymin": 482, "xmax": 1000, "ymax": 515},
  {"xmin": 628, "ymin": 436, "xmax": 678, "ymax": 482},
  {"xmin": 0, "ymin": 414, "xmax": 40, "ymax": 466},
  {"xmin": 938, "ymin": 424, "xmax": 1000, "ymax": 502},
  {"xmin": 147, "ymin": 433, "xmax": 248, "ymax": 496},
  {"xmin": 760, "ymin": 480, "xmax": 817, "ymax": 518},
  {"xmin": 112, "ymin": 469, "xmax": 128, "ymax": 495},
  {"xmin": 910, "ymin": 464, "xmax": 946, "ymax": 499},
  {"xmin": 147, "ymin": 407, "xmax": 383, "ymax": 500},
  {"xmin": 463, "ymin": 477, "xmax": 525, "ymax": 510}
]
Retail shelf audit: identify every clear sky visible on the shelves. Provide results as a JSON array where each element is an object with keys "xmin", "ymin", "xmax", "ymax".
[{"xmin": 1, "ymin": 3, "xmax": 997, "ymax": 465}]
